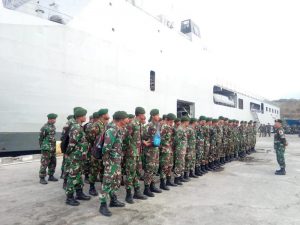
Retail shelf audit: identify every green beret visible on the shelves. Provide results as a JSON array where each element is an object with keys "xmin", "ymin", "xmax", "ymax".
[
  {"xmin": 135, "ymin": 107, "xmax": 145, "ymax": 115},
  {"xmin": 67, "ymin": 115, "xmax": 73, "ymax": 120},
  {"xmin": 276, "ymin": 119, "xmax": 283, "ymax": 123},
  {"xmin": 162, "ymin": 114, "xmax": 167, "ymax": 120},
  {"xmin": 128, "ymin": 114, "xmax": 135, "ymax": 119},
  {"xmin": 199, "ymin": 116, "xmax": 206, "ymax": 121},
  {"xmin": 113, "ymin": 111, "xmax": 128, "ymax": 120},
  {"xmin": 73, "ymin": 107, "xmax": 81, "ymax": 111},
  {"xmin": 248, "ymin": 121, "xmax": 252, "ymax": 124},
  {"xmin": 74, "ymin": 107, "xmax": 87, "ymax": 118},
  {"xmin": 212, "ymin": 119, "xmax": 218, "ymax": 123},
  {"xmin": 224, "ymin": 118, "xmax": 228, "ymax": 121},
  {"xmin": 174, "ymin": 118, "xmax": 181, "ymax": 123},
  {"xmin": 166, "ymin": 113, "xmax": 176, "ymax": 121},
  {"xmin": 150, "ymin": 109, "xmax": 159, "ymax": 116},
  {"xmin": 47, "ymin": 113, "xmax": 57, "ymax": 119},
  {"xmin": 181, "ymin": 116, "xmax": 190, "ymax": 122},
  {"xmin": 93, "ymin": 112, "xmax": 100, "ymax": 119},
  {"xmin": 218, "ymin": 116, "xmax": 224, "ymax": 120},
  {"xmin": 190, "ymin": 118, "xmax": 197, "ymax": 123},
  {"xmin": 206, "ymin": 117, "xmax": 212, "ymax": 122},
  {"xmin": 98, "ymin": 108, "xmax": 108, "ymax": 116}
]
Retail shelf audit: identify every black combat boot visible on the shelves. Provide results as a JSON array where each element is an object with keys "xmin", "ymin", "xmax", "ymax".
[
  {"xmin": 48, "ymin": 175, "xmax": 58, "ymax": 182},
  {"xmin": 150, "ymin": 182, "xmax": 162, "ymax": 193},
  {"xmin": 63, "ymin": 178, "xmax": 67, "ymax": 190},
  {"xmin": 125, "ymin": 189, "xmax": 134, "ymax": 204},
  {"xmin": 99, "ymin": 202, "xmax": 112, "ymax": 217},
  {"xmin": 174, "ymin": 177, "xmax": 183, "ymax": 185},
  {"xmin": 180, "ymin": 175, "xmax": 189, "ymax": 182},
  {"xmin": 66, "ymin": 193, "xmax": 80, "ymax": 206},
  {"xmin": 110, "ymin": 194, "xmax": 125, "ymax": 207},
  {"xmin": 275, "ymin": 168, "xmax": 286, "ymax": 175},
  {"xmin": 160, "ymin": 178, "xmax": 170, "ymax": 190},
  {"xmin": 189, "ymin": 170, "xmax": 199, "ymax": 178},
  {"xmin": 166, "ymin": 176, "xmax": 178, "ymax": 186},
  {"xmin": 133, "ymin": 187, "xmax": 147, "ymax": 200},
  {"xmin": 220, "ymin": 157, "xmax": 225, "ymax": 165},
  {"xmin": 214, "ymin": 161, "xmax": 220, "ymax": 169},
  {"xmin": 184, "ymin": 172, "xmax": 191, "ymax": 181},
  {"xmin": 40, "ymin": 177, "xmax": 48, "ymax": 185},
  {"xmin": 89, "ymin": 183, "xmax": 98, "ymax": 196},
  {"xmin": 195, "ymin": 166, "xmax": 203, "ymax": 176},
  {"xmin": 76, "ymin": 189, "xmax": 91, "ymax": 200},
  {"xmin": 209, "ymin": 162, "xmax": 216, "ymax": 170},
  {"xmin": 201, "ymin": 165, "xmax": 207, "ymax": 173},
  {"xmin": 206, "ymin": 164, "xmax": 212, "ymax": 172},
  {"xmin": 144, "ymin": 185, "xmax": 155, "ymax": 197}
]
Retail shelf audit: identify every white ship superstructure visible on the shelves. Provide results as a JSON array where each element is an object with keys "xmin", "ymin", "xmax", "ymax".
[{"xmin": 0, "ymin": 0, "xmax": 280, "ymax": 152}]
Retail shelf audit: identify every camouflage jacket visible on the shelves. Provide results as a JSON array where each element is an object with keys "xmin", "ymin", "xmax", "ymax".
[
  {"xmin": 86, "ymin": 120, "xmax": 106, "ymax": 147},
  {"xmin": 39, "ymin": 122, "xmax": 56, "ymax": 151},
  {"xmin": 216, "ymin": 125, "xmax": 223, "ymax": 146},
  {"xmin": 143, "ymin": 121, "xmax": 160, "ymax": 150},
  {"xmin": 203, "ymin": 125, "xmax": 211, "ymax": 147},
  {"xmin": 186, "ymin": 126, "xmax": 196, "ymax": 150},
  {"xmin": 174, "ymin": 126, "xmax": 187, "ymax": 153},
  {"xmin": 160, "ymin": 123, "xmax": 173, "ymax": 153},
  {"xmin": 209, "ymin": 126, "xmax": 217, "ymax": 146},
  {"xmin": 123, "ymin": 118, "xmax": 143, "ymax": 157},
  {"xmin": 67, "ymin": 121, "xmax": 88, "ymax": 155},
  {"xmin": 102, "ymin": 124, "xmax": 124, "ymax": 164},
  {"xmin": 195, "ymin": 124, "xmax": 205, "ymax": 149},
  {"xmin": 274, "ymin": 127, "xmax": 287, "ymax": 148}
]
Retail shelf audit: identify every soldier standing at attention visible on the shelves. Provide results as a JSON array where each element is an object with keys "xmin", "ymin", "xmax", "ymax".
[
  {"xmin": 99, "ymin": 111, "xmax": 129, "ymax": 217},
  {"xmin": 274, "ymin": 119, "xmax": 288, "ymax": 175},
  {"xmin": 173, "ymin": 116, "xmax": 189, "ymax": 185},
  {"xmin": 142, "ymin": 109, "xmax": 162, "ymax": 197},
  {"xmin": 122, "ymin": 107, "xmax": 148, "ymax": 203},
  {"xmin": 159, "ymin": 113, "xmax": 177, "ymax": 189},
  {"xmin": 65, "ymin": 107, "xmax": 91, "ymax": 206},
  {"xmin": 39, "ymin": 113, "xmax": 58, "ymax": 184}
]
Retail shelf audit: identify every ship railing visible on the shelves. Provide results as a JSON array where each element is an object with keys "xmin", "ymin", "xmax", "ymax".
[{"xmin": 4, "ymin": 1, "xmax": 73, "ymax": 24}]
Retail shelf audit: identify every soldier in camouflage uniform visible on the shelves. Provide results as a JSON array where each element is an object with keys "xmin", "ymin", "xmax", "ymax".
[
  {"xmin": 274, "ymin": 119, "xmax": 287, "ymax": 175},
  {"xmin": 39, "ymin": 113, "xmax": 58, "ymax": 184},
  {"xmin": 173, "ymin": 116, "xmax": 189, "ymax": 185},
  {"xmin": 203, "ymin": 118, "xmax": 212, "ymax": 171},
  {"xmin": 184, "ymin": 118, "xmax": 198, "ymax": 179},
  {"xmin": 239, "ymin": 121, "xmax": 247, "ymax": 158},
  {"xmin": 228, "ymin": 120, "xmax": 235, "ymax": 161},
  {"xmin": 216, "ymin": 117, "xmax": 224, "ymax": 166},
  {"xmin": 252, "ymin": 121, "xmax": 257, "ymax": 152},
  {"xmin": 65, "ymin": 107, "xmax": 91, "ymax": 206},
  {"xmin": 159, "ymin": 113, "xmax": 177, "ymax": 189},
  {"xmin": 195, "ymin": 116, "xmax": 206, "ymax": 174},
  {"xmin": 99, "ymin": 111, "xmax": 129, "ymax": 217},
  {"xmin": 208, "ymin": 119, "xmax": 219, "ymax": 170},
  {"xmin": 87, "ymin": 109, "xmax": 110, "ymax": 196},
  {"xmin": 142, "ymin": 109, "xmax": 162, "ymax": 197},
  {"xmin": 233, "ymin": 120, "xmax": 240, "ymax": 159},
  {"xmin": 246, "ymin": 121, "xmax": 252, "ymax": 154},
  {"xmin": 122, "ymin": 107, "xmax": 147, "ymax": 203},
  {"xmin": 83, "ymin": 112, "xmax": 99, "ymax": 184},
  {"xmin": 222, "ymin": 118, "xmax": 230, "ymax": 163}
]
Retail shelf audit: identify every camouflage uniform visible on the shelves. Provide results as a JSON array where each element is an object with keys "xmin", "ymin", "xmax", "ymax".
[
  {"xmin": 83, "ymin": 122, "xmax": 93, "ymax": 177},
  {"xmin": 88, "ymin": 120, "xmax": 106, "ymax": 184},
  {"xmin": 173, "ymin": 125, "xmax": 187, "ymax": 177},
  {"xmin": 99, "ymin": 125, "xmax": 124, "ymax": 203},
  {"xmin": 209, "ymin": 125, "xmax": 217, "ymax": 162},
  {"xmin": 233, "ymin": 125, "xmax": 240, "ymax": 157},
  {"xmin": 61, "ymin": 117, "xmax": 76, "ymax": 179},
  {"xmin": 185, "ymin": 126, "xmax": 196, "ymax": 172},
  {"xmin": 65, "ymin": 121, "xmax": 88, "ymax": 195},
  {"xmin": 274, "ymin": 127, "xmax": 287, "ymax": 169},
  {"xmin": 123, "ymin": 118, "xmax": 143, "ymax": 190},
  {"xmin": 195, "ymin": 124, "xmax": 205, "ymax": 167},
  {"xmin": 159, "ymin": 123, "xmax": 174, "ymax": 179},
  {"xmin": 222, "ymin": 124, "xmax": 228, "ymax": 158},
  {"xmin": 216, "ymin": 125, "xmax": 223, "ymax": 161},
  {"xmin": 203, "ymin": 125, "xmax": 210, "ymax": 164},
  {"xmin": 143, "ymin": 122, "xmax": 160, "ymax": 185},
  {"xmin": 39, "ymin": 122, "xmax": 56, "ymax": 178}
]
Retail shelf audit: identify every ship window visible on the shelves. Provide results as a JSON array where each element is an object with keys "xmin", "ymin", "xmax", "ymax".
[
  {"xmin": 238, "ymin": 98, "xmax": 244, "ymax": 109},
  {"xmin": 250, "ymin": 102, "xmax": 260, "ymax": 112},
  {"xmin": 150, "ymin": 71, "xmax": 155, "ymax": 91},
  {"xmin": 213, "ymin": 86, "xmax": 237, "ymax": 108}
]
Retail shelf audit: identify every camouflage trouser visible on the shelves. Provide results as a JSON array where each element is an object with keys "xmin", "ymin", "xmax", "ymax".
[
  {"xmin": 144, "ymin": 147, "xmax": 159, "ymax": 185},
  {"xmin": 174, "ymin": 148, "xmax": 186, "ymax": 177},
  {"xmin": 159, "ymin": 147, "xmax": 173, "ymax": 179},
  {"xmin": 65, "ymin": 150, "xmax": 84, "ymax": 195},
  {"xmin": 208, "ymin": 144, "xmax": 216, "ymax": 162},
  {"xmin": 83, "ymin": 150, "xmax": 91, "ymax": 176},
  {"xmin": 99, "ymin": 159, "xmax": 122, "ymax": 203},
  {"xmin": 203, "ymin": 143, "xmax": 210, "ymax": 163},
  {"xmin": 195, "ymin": 144, "xmax": 204, "ymax": 166},
  {"xmin": 216, "ymin": 143, "xmax": 222, "ymax": 159},
  {"xmin": 185, "ymin": 147, "xmax": 195, "ymax": 172},
  {"xmin": 89, "ymin": 156, "xmax": 104, "ymax": 184},
  {"xmin": 39, "ymin": 150, "xmax": 56, "ymax": 178},
  {"xmin": 221, "ymin": 143, "xmax": 227, "ymax": 157},
  {"xmin": 275, "ymin": 145, "xmax": 285, "ymax": 169},
  {"xmin": 234, "ymin": 143, "xmax": 239, "ymax": 155},
  {"xmin": 125, "ymin": 156, "xmax": 141, "ymax": 190}
]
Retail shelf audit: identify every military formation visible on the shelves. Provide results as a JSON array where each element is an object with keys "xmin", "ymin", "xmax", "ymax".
[{"xmin": 38, "ymin": 107, "xmax": 260, "ymax": 217}]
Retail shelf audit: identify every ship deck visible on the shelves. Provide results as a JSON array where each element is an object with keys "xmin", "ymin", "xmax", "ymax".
[{"xmin": 1, "ymin": 136, "xmax": 300, "ymax": 225}]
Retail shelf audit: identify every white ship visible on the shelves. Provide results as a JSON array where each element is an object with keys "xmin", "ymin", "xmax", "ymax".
[{"xmin": 0, "ymin": 0, "xmax": 280, "ymax": 152}]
